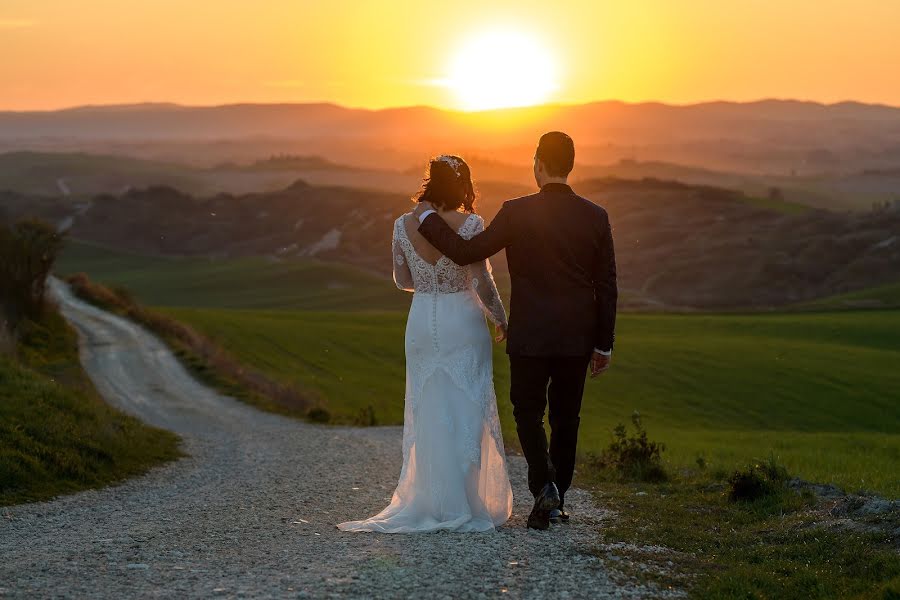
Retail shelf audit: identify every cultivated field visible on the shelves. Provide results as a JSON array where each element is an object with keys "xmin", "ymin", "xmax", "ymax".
[{"xmin": 58, "ymin": 242, "xmax": 900, "ymax": 497}]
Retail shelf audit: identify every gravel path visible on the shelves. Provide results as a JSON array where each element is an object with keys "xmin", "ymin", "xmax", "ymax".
[{"xmin": 0, "ymin": 281, "xmax": 679, "ymax": 599}]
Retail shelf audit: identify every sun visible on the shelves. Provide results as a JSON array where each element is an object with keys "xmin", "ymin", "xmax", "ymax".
[{"xmin": 446, "ymin": 30, "xmax": 558, "ymax": 111}]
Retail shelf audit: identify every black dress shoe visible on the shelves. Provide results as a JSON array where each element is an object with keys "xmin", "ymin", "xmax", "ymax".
[
  {"xmin": 549, "ymin": 508, "xmax": 570, "ymax": 523},
  {"xmin": 537, "ymin": 482, "xmax": 561, "ymax": 511},
  {"xmin": 526, "ymin": 483, "xmax": 561, "ymax": 530},
  {"xmin": 527, "ymin": 507, "xmax": 550, "ymax": 530}
]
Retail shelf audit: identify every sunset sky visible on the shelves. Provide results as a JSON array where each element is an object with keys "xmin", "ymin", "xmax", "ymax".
[{"xmin": 2, "ymin": 0, "xmax": 900, "ymax": 111}]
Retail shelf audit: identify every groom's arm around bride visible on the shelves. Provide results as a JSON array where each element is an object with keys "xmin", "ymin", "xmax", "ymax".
[{"xmin": 414, "ymin": 133, "xmax": 617, "ymax": 372}]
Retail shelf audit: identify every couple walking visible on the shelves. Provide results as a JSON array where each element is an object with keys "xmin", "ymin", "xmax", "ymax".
[{"xmin": 339, "ymin": 131, "xmax": 617, "ymax": 532}]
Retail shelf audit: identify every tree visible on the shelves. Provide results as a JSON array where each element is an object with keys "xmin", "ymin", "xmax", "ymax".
[{"xmin": 0, "ymin": 219, "xmax": 65, "ymax": 331}]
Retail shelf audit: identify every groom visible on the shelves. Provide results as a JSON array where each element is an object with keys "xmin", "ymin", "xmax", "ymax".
[{"xmin": 414, "ymin": 131, "xmax": 617, "ymax": 530}]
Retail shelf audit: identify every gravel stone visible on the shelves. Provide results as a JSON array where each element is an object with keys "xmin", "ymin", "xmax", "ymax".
[{"xmin": 0, "ymin": 282, "xmax": 682, "ymax": 598}]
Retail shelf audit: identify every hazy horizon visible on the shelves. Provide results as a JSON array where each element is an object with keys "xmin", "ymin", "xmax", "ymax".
[
  {"xmin": 4, "ymin": 96, "xmax": 900, "ymax": 114},
  {"xmin": 3, "ymin": 1, "xmax": 900, "ymax": 111}
]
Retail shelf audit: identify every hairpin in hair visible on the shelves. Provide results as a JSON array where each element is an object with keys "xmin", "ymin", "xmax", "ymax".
[{"xmin": 434, "ymin": 155, "xmax": 463, "ymax": 177}]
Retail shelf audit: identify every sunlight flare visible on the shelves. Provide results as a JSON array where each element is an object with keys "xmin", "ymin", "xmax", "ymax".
[{"xmin": 445, "ymin": 30, "xmax": 559, "ymax": 111}]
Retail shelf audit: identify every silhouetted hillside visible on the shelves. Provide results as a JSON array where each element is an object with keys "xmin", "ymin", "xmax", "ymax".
[
  {"xmin": 578, "ymin": 178, "xmax": 900, "ymax": 307},
  {"xmin": 3, "ymin": 178, "xmax": 898, "ymax": 309}
]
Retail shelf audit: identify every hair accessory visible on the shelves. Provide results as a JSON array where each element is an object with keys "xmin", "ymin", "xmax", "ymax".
[{"xmin": 434, "ymin": 155, "xmax": 463, "ymax": 177}]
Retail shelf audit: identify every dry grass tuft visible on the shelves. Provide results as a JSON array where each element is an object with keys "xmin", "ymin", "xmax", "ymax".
[{"xmin": 66, "ymin": 273, "xmax": 321, "ymax": 420}]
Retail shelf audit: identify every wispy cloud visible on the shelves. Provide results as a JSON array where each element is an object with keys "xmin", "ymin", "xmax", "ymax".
[{"xmin": 0, "ymin": 18, "xmax": 38, "ymax": 29}]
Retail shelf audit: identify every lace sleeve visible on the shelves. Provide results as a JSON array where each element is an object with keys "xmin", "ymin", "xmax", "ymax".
[
  {"xmin": 392, "ymin": 218, "xmax": 414, "ymax": 292},
  {"xmin": 466, "ymin": 216, "xmax": 507, "ymax": 327}
]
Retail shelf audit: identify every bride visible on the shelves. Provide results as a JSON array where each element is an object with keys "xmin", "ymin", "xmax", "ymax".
[{"xmin": 338, "ymin": 155, "xmax": 513, "ymax": 533}]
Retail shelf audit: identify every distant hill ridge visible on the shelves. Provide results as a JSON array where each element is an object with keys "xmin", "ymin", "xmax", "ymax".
[
  {"xmin": 2, "ymin": 175, "xmax": 898, "ymax": 310},
  {"xmin": 5, "ymin": 99, "xmax": 900, "ymax": 181},
  {"xmin": 3, "ymin": 99, "xmax": 900, "ymax": 141}
]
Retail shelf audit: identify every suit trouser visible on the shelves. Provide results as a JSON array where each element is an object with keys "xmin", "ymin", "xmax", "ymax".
[{"xmin": 508, "ymin": 353, "xmax": 592, "ymax": 506}]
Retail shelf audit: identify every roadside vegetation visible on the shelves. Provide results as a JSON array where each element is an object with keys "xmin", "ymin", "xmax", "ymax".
[
  {"xmin": 65, "ymin": 273, "xmax": 338, "ymax": 423},
  {"xmin": 582, "ymin": 420, "xmax": 900, "ymax": 599},
  {"xmin": 0, "ymin": 220, "xmax": 180, "ymax": 505}
]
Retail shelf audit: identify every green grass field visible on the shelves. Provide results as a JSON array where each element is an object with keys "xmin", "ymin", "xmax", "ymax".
[
  {"xmin": 0, "ymin": 308, "xmax": 181, "ymax": 505},
  {"xmin": 58, "ymin": 241, "xmax": 407, "ymax": 311},
  {"xmin": 742, "ymin": 195, "xmax": 812, "ymax": 215},
  {"xmin": 59, "ymin": 240, "xmax": 900, "ymax": 497},
  {"xmin": 802, "ymin": 282, "xmax": 900, "ymax": 310},
  {"xmin": 159, "ymin": 307, "xmax": 900, "ymax": 497}
]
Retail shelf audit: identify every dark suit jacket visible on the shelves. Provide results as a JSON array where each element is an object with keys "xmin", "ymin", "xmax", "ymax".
[{"xmin": 419, "ymin": 183, "xmax": 617, "ymax": 356}]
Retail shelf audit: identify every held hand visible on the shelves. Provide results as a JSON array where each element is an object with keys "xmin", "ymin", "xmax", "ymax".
[
  {"xmin": 413, "ymin": 201, "xmax": 434, "ymax": 219},
  {"xmin": 494, "ymin": 323, "xmax": 508, "ymax": 343},
  {"xmin": 590, "ymin": 352, "xmax": 611, "ymax": 378}
]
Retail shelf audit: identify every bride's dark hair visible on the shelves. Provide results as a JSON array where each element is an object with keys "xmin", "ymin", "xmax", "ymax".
[{"xmin": 413, "ymin": 155, "xmax": 477, "ymax": 213}]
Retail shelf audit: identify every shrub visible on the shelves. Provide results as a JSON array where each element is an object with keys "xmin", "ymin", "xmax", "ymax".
[
  {"xmin": 590, "ymin": 411, "xmax": 667, "ymax": 482},
  {"xmin": 355, "ymin": 405, "xmax": 377, "ymax": 426},
  {"xmin": 727, "ymin": 457, "xmax": 789, "ymax": 502},
  {"xmin": 307, "ymin": 407, "xmax": 331, "ymax": 423},
  {"xmin": 0, "ymin": 219, "xmax": 65, "ymax": 329}
]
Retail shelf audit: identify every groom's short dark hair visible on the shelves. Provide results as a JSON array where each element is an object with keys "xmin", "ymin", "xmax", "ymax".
[{"xmin": 535, "ymin": 131, "xmax": 575, "ymax": 177}]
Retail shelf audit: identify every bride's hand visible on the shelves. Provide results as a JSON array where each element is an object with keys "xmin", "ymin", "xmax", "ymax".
[
  {"xmin": 494, "ymin": 323, "xmax": 508, "ymax": 343},
  {"xmin": 590, "ymin": 352, "xmax": 611, "ymax": 378}
]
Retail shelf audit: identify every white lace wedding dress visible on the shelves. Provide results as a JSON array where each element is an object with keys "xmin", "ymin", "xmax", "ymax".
[{"xmin": 338, "ymin": 213, "xmax": 513, "ymax": 533}]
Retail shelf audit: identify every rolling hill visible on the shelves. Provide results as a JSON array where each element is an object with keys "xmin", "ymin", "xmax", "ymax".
[
  {"xmin": 4, "ymin": 100, "xmax": 900, "ymax": 177},
  {"xmin": 8, "ymin": 173, "xmax": 899, "ymax": 309}
]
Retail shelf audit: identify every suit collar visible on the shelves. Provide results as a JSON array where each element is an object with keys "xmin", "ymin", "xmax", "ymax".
[{"xmin": 540, "ymin": 182, "xmax": 573, "ymax": 194}]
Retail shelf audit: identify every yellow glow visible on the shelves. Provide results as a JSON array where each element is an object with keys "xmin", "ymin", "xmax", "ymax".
[
  {"xmin": 446, "ymin": 30, "xmax": 558, "ymax": 111},
  {"xmin": 1, "ymin": 1, "xmax": 900, "ymax": 111}
]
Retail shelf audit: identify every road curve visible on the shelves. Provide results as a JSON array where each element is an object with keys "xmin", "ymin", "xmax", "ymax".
[{"xmin": 0, "ymin": 279, "xmax": 675, "ymax": 599}]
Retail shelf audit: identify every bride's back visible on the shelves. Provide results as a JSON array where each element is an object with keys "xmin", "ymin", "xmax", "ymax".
[{"xmin": 402, "ymin": 210, "xmax": 470, "ymax": 265}]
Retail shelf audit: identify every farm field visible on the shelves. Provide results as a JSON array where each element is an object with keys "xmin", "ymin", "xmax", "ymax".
[
  {"xmin": 57, "ymin": 241, "xmax": 408, "ymax": 311},
  {"xmin": 59, "ymin": 242, "xmax": 900, "ymax": 497}
]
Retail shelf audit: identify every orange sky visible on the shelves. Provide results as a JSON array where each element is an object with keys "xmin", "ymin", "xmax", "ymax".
[{"xmin": 2, "ymin": 0, "xmax": 899, "ymax": 111}]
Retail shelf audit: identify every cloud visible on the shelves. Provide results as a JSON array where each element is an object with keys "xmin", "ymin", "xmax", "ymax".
[{"xmin": 0, "ymin": 18, "xmax": 38, "ymax": 29}]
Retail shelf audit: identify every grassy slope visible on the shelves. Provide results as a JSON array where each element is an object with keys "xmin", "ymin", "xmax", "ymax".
[
  {"xmin": 58, "ymin": 242, "xmax": 900, "ymax": 496},
  {"xmin": 58, "ymin": 241, "xmax": 407, "ymax": 311},
  {"xmin": 0, "ymin": 151, "xmax": 199, "ymax": 197},
  {"xmin": 0, "ymin": 308, "xmax": 181, "ymax": 506},
  {"xmin": 801, "ymin": 282, "xmax": 900, "ymax": 310},
  {"xmin": 584, "ymin": 473, "xmax": 900, "ymax": 598},
  {"xmin": 741, "ymin": 194, "xmax": 812, "ymax": 215},
  {"xmin": 162, "ymin": 307, "xmax": 900, "ymax": 497}
]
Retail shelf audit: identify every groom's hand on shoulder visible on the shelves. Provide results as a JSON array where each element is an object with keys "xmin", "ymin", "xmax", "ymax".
[
  {"xmin": 590, "ymin": 351, "xmax": 611, "ymax": 378},
  {"xmin": 413, "ymin": 201, "xmax": 434, "ymax": 220}
]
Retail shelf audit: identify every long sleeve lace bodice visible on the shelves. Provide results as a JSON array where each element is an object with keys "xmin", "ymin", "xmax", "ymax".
[
  {"xmin": 392, "ymin": 213, "xmax": 507, "ymax": 327},
  {"xmin": 392, "ymin": 225, "xmax": 415, "ymax": 292},
  {"xmin": 465, "ymin": 217, "xmax": 507, "ymax": 327}
]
